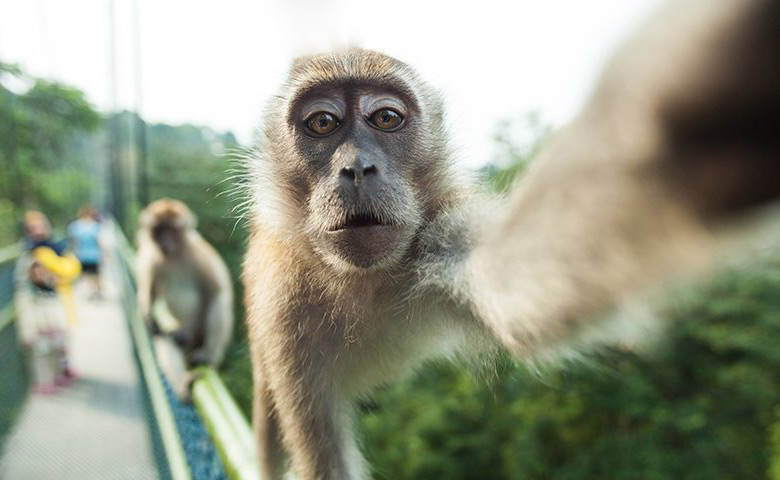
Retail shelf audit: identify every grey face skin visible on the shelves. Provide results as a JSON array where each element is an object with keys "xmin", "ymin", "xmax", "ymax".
[
  {"xmin": 291, "ymin": 84, "xmax": 425, "ymax": 270},
  {"xmin": 151, "ymin": 222, "xmax": 185, "ymax": 257}
]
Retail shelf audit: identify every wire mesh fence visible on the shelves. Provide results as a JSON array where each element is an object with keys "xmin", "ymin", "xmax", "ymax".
[
  {"xmin": 0, "ymin": 249, "xmax": 28, "ymax": 448},
  {"xmin": 0, "ymin": 232, "xmax": 236, "ymax": 479}
]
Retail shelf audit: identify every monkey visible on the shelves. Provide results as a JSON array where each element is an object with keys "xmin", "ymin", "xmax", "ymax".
[
  {"xmin": 242, "ymin": 1, "xmax": 780, "ymax": 478},
  {"xmin": 136, "ymin": 198, "xmax": 234, "ymax": 398}
]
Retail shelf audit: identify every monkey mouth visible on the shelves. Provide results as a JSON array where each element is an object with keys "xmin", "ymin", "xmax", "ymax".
[
  {"xmin": 321, "ymin": 211, "xmax": 407, "ymax": 269},
  {"xmin": 329, "ymin": 212, "xmax": 391, "ymax": 231}
]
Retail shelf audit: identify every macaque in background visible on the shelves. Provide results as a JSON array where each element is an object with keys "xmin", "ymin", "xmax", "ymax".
[
  {"xmin": 136, "ymin": 198, "xmax": 234, "ymax": 399},
  {"xmin": 242, "ymin": 0, "xmax": 780, "ymax": 478}
]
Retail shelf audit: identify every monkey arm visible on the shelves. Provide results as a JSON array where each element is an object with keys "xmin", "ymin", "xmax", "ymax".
[
  {"xmin": 465, "ymin": 137, "xmax": 703, "ymax": 358},
  {"xmin": 187, "ymin": 234, "xmax": 235, "ymax": 367},
  {"xmin": 464, "ymin": 0, "xmax": 780, "ymax": 359},
  {"xmin": 191, "ymin": 288, "xmax": 234, "ymax": 367},
  {"xmin": 252, "ymin": 370, "xmax": 286, "ymax": 480},
  {"xmin": 255, "ymin": 347, "xmax": 368, "ymax": 480},
  {"xmin": 244, "ymin": 230, "xmax": 371, "ymax": 480},
  {"xmin": 154, "ymin": 335, "xmax": 194, "ymax": 401},
  {"xmin": 136, "ymin": 247, "xmax": 160, "ymax": 329}
]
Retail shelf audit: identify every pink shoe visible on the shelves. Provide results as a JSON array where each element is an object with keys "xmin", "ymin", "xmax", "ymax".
[
  {"xmin": 56, "ymin": 368, "xmax": 79, "ymax": 387},
  {"xmin": 34, "ymin": 383, "xmax": 58, "ymax": 395},
  {"xmin": 54, "ymin": 375, "xmax": 72, "ymax": 387}
]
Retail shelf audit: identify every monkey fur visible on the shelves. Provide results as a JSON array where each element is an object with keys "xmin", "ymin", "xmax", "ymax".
[
  {"xmin": 137, "ymin": 198, "xmax": 235, "ymax": 398},
  {"xmin": 243, "ymin": 1, "xmax": 780, "ymax": 478}
]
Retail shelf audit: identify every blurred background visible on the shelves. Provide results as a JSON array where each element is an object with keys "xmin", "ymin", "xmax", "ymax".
[{"xmin": 1, "ymin": 0, "xmax": 780, "ymax": 479}]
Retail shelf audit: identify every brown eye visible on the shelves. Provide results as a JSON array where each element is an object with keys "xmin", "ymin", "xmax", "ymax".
[
  {"xmin": 305, "ymin": 111, "xmax": 340, "ymax": 136},
  {"xmin": 368, "ymin": 108, "xmax": 403, "ymax": 131}
]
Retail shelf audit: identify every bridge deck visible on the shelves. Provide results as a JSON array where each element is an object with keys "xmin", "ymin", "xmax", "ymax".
[{"xmin": 0, "ymin": 248, "xmax": 159, "ymax": 479}]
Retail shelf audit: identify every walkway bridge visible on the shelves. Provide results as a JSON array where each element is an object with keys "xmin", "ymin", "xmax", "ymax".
[{"xmin": 0, "ymin": 222, "xmax": 259, "ymax": 480}]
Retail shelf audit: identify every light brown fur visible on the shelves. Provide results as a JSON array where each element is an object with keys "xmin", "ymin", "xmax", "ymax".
[
  {"xmin": 137, "ymin": 199, "xmax": 234, "ymax": 398},
  {"xmin": 243, "ymin": 1, "xmax": 779, "ymax": 478}
]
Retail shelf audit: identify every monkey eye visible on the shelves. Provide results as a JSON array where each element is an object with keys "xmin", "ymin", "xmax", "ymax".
[
  {"xmin": 305, "ymin": 111, "xmax": 340, "ymax": 136},
  {"xmin": 368, "ymin": 108, "xmax": 404, "ymax": 131}
]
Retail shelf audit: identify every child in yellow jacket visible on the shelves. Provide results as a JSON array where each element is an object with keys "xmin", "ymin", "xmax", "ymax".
[{"xmin": 14, "ymin": 211, "xmax": 81, "ymax": 394}]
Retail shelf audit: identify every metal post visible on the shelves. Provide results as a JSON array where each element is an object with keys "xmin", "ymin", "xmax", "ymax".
[
  {"xmin": 132, "ymin": 0, "xmax": 149, "ymax": 208},
  {"xmin": 107, "ymin": 0, "xmax": 125, "ymax": 229}
]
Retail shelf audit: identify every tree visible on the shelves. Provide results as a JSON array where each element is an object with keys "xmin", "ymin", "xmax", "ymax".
[{"xmin": 0, "ymin": 61, "xmax": 101, "ymax": 243}]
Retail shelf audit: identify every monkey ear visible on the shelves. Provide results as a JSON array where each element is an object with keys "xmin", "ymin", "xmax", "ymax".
[{"xmin": 656, "ymin": 0, "xmax": 780, "ymax": 219}]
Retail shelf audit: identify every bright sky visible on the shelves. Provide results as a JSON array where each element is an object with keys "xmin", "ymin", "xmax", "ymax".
[{"xmin": 0, "ymin": 0, "xmax": 664, "ymax": 168}]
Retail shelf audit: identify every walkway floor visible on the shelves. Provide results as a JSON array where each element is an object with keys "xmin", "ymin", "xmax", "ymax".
[{"xmin": 0, "ymin": 249, "xmax": 159, "ymax": 479}]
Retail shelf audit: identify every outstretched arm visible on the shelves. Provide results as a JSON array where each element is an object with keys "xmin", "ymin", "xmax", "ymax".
[{"xmin": 467, "ymin": 0, "xmax": 780, "ymax": 358}]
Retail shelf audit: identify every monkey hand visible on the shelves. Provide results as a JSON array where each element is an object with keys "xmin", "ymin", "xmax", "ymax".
[
  {"xmin": 174, "ymin": 372, "xmax": 197, "ymax": 404},
  {"xmin": 173, "ymin": 330, "xmax": 193, "ymax": 348},
  {"xmin": 187, "ymin": 348, "xmax": 212, "ymax": 368},
  {"xmin": 144, "ymin": 314, "xmax": 162, "ymax": 335}
]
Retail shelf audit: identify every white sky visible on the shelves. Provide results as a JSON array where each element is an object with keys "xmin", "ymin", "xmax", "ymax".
[{"xmin": 0, "ymin": 0, "xmax": 664, "ymax": 168}]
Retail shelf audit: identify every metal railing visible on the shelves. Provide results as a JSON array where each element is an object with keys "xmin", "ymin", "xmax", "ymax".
[
  {"xmin": 0, "ymin": 244, "xmax": 25, "ymax": 446},
  {"xmin": 0, "ymin": 244, "xmax": 21, "ymax": 332},
  {"xmin": 110, "ymin": 221, "xmax": 259, "ymax": 480},
  {"xmin": 192, "ymin": 368, "xmax": 258, "ymax": 479},
  {"xmin": 1, "ymin": 229, "xmax": 258, "ymax": 479}
]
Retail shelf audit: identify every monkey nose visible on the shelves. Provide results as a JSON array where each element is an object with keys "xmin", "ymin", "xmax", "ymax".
[{"xmin": 340, "ymin": 163, "xmax": 378, "ymax": 187}]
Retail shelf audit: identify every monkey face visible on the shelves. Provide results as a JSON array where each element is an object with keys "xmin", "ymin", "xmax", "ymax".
[
  {"xmin": 152, "ymin": 223, "xmax": 185, "ymax": 256},
  {"xmin": 258, "ymin": 51, "xmax": 455, "ymax": 272},
  {"xmin": 296, "ymin": 87, "xmax": 423, "ymax": 270},
  {"xmin": 140, "ymin": 198, "xmax": 197, "ymax": 258}
]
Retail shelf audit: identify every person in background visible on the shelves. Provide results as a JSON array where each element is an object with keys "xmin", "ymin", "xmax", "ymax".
[
  {"xmin": 68, "ymin": 205, "xmax": 103, "ymax": 299},
  {"xmin": 15, "ymin": 211, "xmax": 81, "ymax": 394}
]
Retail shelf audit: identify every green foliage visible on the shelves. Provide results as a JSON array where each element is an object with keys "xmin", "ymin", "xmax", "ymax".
[
  {"xmin": 359, "ymin": 258, "xmax": 780, "ymax": 479},
  {"xmin": 146, "ymin": 121, "xmax": 244, "ymax": 267},
  {"xmin": 771, "ymin": 408, "xmax": 780, "ymax": 480},
  {"xmin": 483, "ymin": 112, "xmax": 552, "ymax": 192},
  {"xmin": 0, "ymin": 61, "xmax": 101, "ymax": 242},
  {"xmin": 0, "ymin": 323, "xmax": 28, "ymax": 446}
]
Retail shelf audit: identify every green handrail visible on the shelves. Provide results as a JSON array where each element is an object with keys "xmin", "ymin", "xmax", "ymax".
[
  {"xmin": 0, "ymin": 304, "xmax": 14, "ymax": 333},
  {"xmin": 192, "ymin": 368, "xmax": 259, "ymax": 479},
  {"xmin": 0, "ymin": 244, "xmax": 21, "ymax": 268},
  {"xmin": 0, "ymin": 244, "xmax": 20, "ymax": 333},
  {"xmin": 111, "ymin": 221, "xmax": 259, "ymax": 480}
]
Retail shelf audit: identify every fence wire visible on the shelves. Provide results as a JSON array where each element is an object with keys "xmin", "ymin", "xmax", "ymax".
[
  {"xmin": 0, "ymin": 236, "xmax": 232, "ymax": 479},
  {"xmin": 0, "ymin": 257, "xmax": 28, "ymax": 448}
]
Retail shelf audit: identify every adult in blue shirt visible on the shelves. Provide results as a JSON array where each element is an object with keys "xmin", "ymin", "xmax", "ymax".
[{"xmin": 68, "ymin": 205, "xmax": 103, "ymax": 299}]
